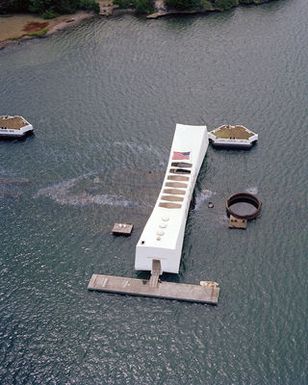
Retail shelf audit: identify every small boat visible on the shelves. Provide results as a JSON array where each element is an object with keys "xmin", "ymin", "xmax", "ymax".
[
  {"xmin": 209, "ymin": 124, "xmax": 258, "ymax": 149},
  {"xmin": 0, "ymin": 115, "xmax": 33, "ymax": 138}
]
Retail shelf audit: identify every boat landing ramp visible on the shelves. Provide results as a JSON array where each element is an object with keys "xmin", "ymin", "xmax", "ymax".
[{"xmin": 88, "ymin": 259, "xmax": 219, "ymax": 305}]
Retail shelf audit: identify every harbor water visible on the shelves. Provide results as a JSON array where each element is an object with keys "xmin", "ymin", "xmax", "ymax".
[{"xmin": 0, "ymin": 0, "xmax": 307, "ymax": 383}]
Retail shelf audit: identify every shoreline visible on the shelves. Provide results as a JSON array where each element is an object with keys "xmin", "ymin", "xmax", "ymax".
[
  {"xmin": 147, "ymin": 9, "xmax": 215, "ymax": 19},
  {"xmin": 0, "ymin": 0, "xmax": 275, "ymax": 50},
  {"xmin": 147, "ymin": 0, "xmax": 274, "ymax": 19},
  {"xmin": 0, "ymin": 11, "xmax": 95, "ymax": 50}
]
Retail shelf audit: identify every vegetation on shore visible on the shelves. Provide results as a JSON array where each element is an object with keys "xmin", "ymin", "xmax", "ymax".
[
  {"xmin": 113, "ymin": 0, "xmax": 154, "ymax": 14},
  {"xmin": 114, "ymin": 0, "xmax": 272, "ymax": 15},
  {"xmin": 0, "ymin": 0, "xmax": 274, "ymax": 17},
  {"xmin": 0, "ymin": 0, "xmax": 99, "ymax": 17},
  {"xmin": 165, "ymin": 0, "xmax": 271, "ymax": 12}
]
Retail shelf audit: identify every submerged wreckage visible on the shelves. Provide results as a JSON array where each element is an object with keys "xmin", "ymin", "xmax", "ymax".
[{"xmin": 88, "ymin": 124, "xmax": 220, "ymax": 304}]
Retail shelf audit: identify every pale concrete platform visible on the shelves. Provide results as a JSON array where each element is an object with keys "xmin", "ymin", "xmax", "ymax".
[
  {"xmin": 112, "ymin": 223, "xmax": 133, "ymax": 236},
  {"xmin": 88, "ymin": 274, "xmax": 220, "ymax": 304},
  {"xmin": 229, "ymin": 215, "xmax": 247, "ymax": 229}
]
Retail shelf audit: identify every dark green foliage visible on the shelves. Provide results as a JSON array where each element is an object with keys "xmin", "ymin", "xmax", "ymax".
[
  {"xmin": 114, "ymin": 0, "xmax": 153, "ymax": 13},
  {"xmin": 29, "ymin": 0, "xmax": 75, "ymax": 14},
  {"xmin": 166, "ymin": 0, "xmax": 201, "ymax": 10},
  {"xmin": 213, "ymin": 0, "xmax": 239, "ymax": 10},
  {"xmin": 79, "ymin": 0, "xmax": 100, "ymax": 12},
  {"xmin": 135, "ymin": 0, "xmax": 153, "ymax": 13},
  {"xmin": 42, "ymin": 9, "xmax": 59, "ymax": 18},
  {"xmin": 0, "ymin": 0, "xmax": 9, "ymax": 13},
  {"xmin": 239, "ymin": 0, "xmax": 262, "ymax": 4},
  {"xmin": 29, "ymin": 1, "xmax": 51, "ymax": 14},
  {"xmin": 0, "ymin": 0, "xmax": 99, "ymax": 14},
  {"xmin": 113, "ymin": 0, "xmax": 133, "ymax": 8},
  {"xmin": 0, "ymin": 0, "xmax": 29, "ymax": 13},
  {"xmin": 0, "ymin": 0, "xmax": 276, "ymax": 16},
  {"xmin": 200, "ymin": 0, "xmax": 214, "ymax": 10}
]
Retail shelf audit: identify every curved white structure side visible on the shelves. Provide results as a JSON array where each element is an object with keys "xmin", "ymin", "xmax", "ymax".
[
  {"xmin": 208, "ymin": 135, "xmax": 258, "ymax": 148},
  {"xmin": 135, "ymin": 123, "xmax": 208, "ymax": 274},
  {"xmin": 0, "ymin": 124, "xmax": 33, "ymax": 138}
]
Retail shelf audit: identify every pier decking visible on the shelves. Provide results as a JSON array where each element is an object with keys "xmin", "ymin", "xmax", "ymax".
[{"xmin": 88, "ymin": 274, "xmax": 220, "ymax": 304}]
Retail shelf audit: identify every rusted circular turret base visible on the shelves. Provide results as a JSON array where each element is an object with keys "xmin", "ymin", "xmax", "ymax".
[{"xmin": 226, "ymin": 192, "xmax": 262, "ymax": 220}]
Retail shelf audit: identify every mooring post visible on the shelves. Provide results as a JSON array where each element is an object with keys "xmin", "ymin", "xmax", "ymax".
[{"xmin": 149, "ymin": 259, "xmax": 162, "ymax": 288}]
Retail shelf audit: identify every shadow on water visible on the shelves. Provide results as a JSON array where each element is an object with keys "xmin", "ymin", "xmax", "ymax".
[
  {"xmin": 161, "ymin": 0, "xmax": 290, "ymax": 34},
  {"xmin": 210, "ymin": 142, "xmax": 259, "ymax": 152},
  {"xmin": 0, "ymin": 131, "xmax": 35, "ymax": 143}
]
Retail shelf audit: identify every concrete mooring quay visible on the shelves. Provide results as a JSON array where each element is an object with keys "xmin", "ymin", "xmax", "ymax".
[{"xmin": 88, "ymin": 273, "xmax": 220, "ymax": 304}]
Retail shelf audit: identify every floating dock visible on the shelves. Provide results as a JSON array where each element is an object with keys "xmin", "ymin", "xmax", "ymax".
[
  {"xmin": 0, "ymin": 115, "xmax": 33, "ymax": 138},
  {"xmin": 209, "ymin": 124, "xmax": 258, "ymax": 149},
  {"xmin": 88, "ymin": 273, "xmax": 219, "ymax": 304}
]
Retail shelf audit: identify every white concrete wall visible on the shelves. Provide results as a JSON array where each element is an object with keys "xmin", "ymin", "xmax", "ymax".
[{"xmin": 135, "ymin": 123, "xmax": 208, "ymax": 274}]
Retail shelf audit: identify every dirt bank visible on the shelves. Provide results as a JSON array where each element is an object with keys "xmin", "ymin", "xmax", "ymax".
[{"xmin": 0, "ymin": 11, "xmax": 95, "ymax": 49}]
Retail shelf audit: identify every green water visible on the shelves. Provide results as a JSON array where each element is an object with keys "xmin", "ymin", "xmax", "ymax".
[{"xmin": 0, "ymin": 1, "xmax": 307, "ymax": 384}]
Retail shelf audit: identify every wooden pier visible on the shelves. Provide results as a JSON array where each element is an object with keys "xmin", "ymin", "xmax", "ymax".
[{"xmin": 88, "ymin": 273, "xmax": 219, "ymax": 304}]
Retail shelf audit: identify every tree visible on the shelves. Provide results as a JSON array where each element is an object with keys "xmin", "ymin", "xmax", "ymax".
[
  {"xmin": 166, "ymin": 0, "xmax": 201, "ymax": 10},
  {"xmin": 0, "ymin": 0, "xmax": 100, "ymax": 14}
]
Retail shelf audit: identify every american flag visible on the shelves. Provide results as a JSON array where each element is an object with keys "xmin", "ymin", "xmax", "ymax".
[{"xmin": 172, "ymin": 151, "xmax": 191, "ymax": 160}]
